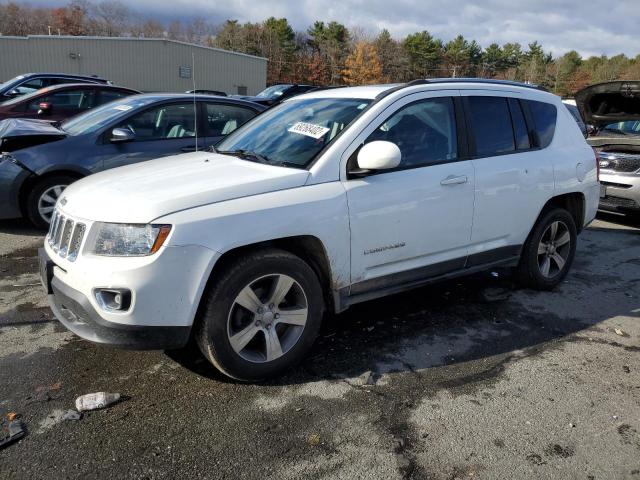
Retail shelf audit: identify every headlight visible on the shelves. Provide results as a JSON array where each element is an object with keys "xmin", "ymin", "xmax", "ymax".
[{"xmin": 91, "ymin": 223, "xmax": 171, "ymax": 256}]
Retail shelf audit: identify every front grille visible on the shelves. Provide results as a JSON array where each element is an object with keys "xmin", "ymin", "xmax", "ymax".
[
  {"xmin": 47, "ymin": 210, "xmax": 86, "ymax": 261},
  {"xmin": 599, "ymin": 152, "xmax": 640, "ymax": 173}
]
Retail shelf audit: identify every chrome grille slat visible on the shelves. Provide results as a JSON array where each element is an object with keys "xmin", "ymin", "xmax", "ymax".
[
  {"xmin": 67, "ymin": 223, "xmax": 85, "ymax": 261},
  {"xmin": 58, "ymin": 218, "xmax": 75, "ymax": 258},
  {"xmin": 49, "ymin": 211, "xmax": 61, "ymax": 246},
  {"xmin": 47, "ymin": 209, "xmax": 86, "ymax": 262},
  {"xmin": 52, "ymin": 216, "xmax": 66, "ymax": 251}
]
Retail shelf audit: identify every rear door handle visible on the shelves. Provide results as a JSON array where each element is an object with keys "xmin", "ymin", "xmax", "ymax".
[{"xmin": 440, "ymin": 175, "xmax": 468, "ymax": 186}]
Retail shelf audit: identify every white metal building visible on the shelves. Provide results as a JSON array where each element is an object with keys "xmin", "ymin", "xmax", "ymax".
[{"xmin": 0, "ymin": 35, "xmax": 267, "ymax": 95}]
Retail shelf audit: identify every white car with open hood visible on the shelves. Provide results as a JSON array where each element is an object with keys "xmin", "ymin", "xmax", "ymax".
[{"xmin": 40, "ymin": 79, "xmax": 599, "ymax": 381}]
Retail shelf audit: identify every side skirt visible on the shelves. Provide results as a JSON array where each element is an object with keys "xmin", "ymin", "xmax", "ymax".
[{"xmin": 333, "ymin": 245, "xmax": 522, "ymax": 312}]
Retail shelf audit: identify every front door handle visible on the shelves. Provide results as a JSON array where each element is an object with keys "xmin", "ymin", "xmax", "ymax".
[{"xmin": 440, "ymin": 175, "xmax": 468, "ymax": 186}]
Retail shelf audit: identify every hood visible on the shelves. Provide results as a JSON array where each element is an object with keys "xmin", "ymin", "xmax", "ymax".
[
  {"xmin": 0, "ymin": 118, "xmax": 66, "ymax": 152},
  {"xmin": 60, "ymin": 151, "xmax": 310, "ymax": 223},
  {"xmin": 575, "ymin": 81, "xmax": 640, "ymax": 127}
]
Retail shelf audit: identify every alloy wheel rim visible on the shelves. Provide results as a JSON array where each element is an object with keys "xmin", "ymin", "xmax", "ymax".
[
  {"xmin": 227, "ymin": 273, "xmax": 308, "ymax": 363},
  {"xmin": 537, "ymin": 220, "xmax": 571, "ymax": 278},
  {"xmin": 38, "ymin": 185, "xmax": 67, "ymax": 224}
]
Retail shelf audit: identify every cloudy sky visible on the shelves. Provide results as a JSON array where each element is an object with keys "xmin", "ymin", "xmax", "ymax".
[{"xmin": 29, "ymin": 0, "xmax": 640, "ymax": 58}]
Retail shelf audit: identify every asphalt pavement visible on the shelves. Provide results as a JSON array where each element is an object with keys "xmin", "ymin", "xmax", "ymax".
[{"xmin": 0, "ymin": 213, "xmax": 639, "ymax": 479}]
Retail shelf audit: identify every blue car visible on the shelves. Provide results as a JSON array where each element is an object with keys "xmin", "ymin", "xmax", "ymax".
[{"xmin": 0, "ymin": 93, "xmax": 265, "ymax": 227}]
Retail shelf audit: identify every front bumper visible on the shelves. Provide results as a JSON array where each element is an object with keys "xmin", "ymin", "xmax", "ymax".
[
  {"xmin": 40, "ymin": 248, "xmax": 190, "ymax": 349},
  {"xmin": 39, "ymin": 230, "xmax": 218, "ymax": 349},
  {"xmin": 0, "ymin": 158, "xmax": 30, "ymax": 220},
  {"xmin": 599, "ymin": 172, "xmax": 640, "ymax": 213}
]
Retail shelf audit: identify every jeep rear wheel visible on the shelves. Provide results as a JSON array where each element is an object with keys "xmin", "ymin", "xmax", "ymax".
[
  {"xmin": 196, "ymin": 248, "xmax": 324, "ymax": 381},
  {"xmin": 517, "ymin": 208, "xmax": 577, "ymax": 290}
]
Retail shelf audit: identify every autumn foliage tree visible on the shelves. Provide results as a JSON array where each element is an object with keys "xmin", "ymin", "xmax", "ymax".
[{"xmin": 341, "ymin": 42, "xmax": 383, "ymax": 85}]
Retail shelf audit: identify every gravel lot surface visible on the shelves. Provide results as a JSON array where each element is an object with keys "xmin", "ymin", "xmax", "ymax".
[{"xmin": 1, "ymin": 213, "xmax": 639, "ymax": 479}]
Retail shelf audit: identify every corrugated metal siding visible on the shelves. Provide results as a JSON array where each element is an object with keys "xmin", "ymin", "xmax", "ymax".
[{"xmin": 0, "ymin": 36, "xmax": 267, "ymax": 95}]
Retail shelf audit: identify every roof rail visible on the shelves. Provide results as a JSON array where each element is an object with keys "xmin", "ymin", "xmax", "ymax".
[
  {"xmin": 375, "ymin": 77, "xmax": 547, "ymax": 100},
  {"xmin": 424, "ymin": 78, "xmax": 547, "ymax": 91}
]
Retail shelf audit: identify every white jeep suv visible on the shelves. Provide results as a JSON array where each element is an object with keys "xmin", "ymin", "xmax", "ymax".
[{"xmin": 39, "ymin": 79, "xmax": 599, "ymax": 381}]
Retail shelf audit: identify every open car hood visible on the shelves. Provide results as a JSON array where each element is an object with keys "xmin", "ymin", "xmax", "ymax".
[
  {"xmin": 0, "ymin": 118, "xmax": 66, "ymax": 152},
  {"xmin": 575, "ymin": 81, "xmax": 640, "ymax": 127}
]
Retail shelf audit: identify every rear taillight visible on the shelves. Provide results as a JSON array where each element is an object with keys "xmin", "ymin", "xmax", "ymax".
[{"xmin": 593, "ymin": 147, "xmax": 600, "ymax": 181}]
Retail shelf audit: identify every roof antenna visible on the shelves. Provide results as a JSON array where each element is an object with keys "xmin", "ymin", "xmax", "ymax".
[{"xmin": 192, "ymin": 52, "xmax": 198, "ymax": 153}]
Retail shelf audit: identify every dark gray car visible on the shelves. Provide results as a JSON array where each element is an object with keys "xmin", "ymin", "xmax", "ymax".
[{"xmin": 0, "ymin": 93, "xmax": 265, "ymax": 227}]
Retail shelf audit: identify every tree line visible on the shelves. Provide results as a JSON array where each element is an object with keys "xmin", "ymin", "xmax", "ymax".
[{"xmin": 2, "ymin": 1, "xmax": 639, "ymax": 96}]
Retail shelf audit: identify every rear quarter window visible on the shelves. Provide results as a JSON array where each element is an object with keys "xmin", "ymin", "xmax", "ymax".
[
  {"xmin": 526, "ymin": 100, "xmax": 557, "ymax": 148},
  {"xmin": 467, "ymin": 96, "xmax": 515, "ymax": 157}
]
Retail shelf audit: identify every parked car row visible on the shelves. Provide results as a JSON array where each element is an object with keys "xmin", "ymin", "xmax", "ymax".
[
  {"xmin": 0, "ymin": 74, "xmax": 333, "ymax": 228},
  {"xmin": 0, "ymin": 94, "xmax": 265, "ymax": 227},
  {"xmin": 36, "ymin": 78, "xmax": 600, "ymax": 382}
]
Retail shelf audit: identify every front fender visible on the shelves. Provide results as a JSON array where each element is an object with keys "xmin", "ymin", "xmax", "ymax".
[{"xmin": 157, "ymin": 182, "xmax": 351, "ymax": 293}]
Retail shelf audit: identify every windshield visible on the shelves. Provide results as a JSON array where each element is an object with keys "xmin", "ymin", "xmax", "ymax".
[
  {"xmin": 256, "ymin": 84, "xmax": 292, "ymax": 99},
  {"xmin": 0, "ymin": 87, "xmax": 47, "ymax": 106},
  {"xmin": 0, "ymin": 75, "xmax": 25, "ymax": 93},
  {"xmin": 601, "ymin": 120, "xmax": 640, "ymax": 136},
  {"xmin": 61, "ymin": 96, "xmax": 153, "ymax": 136},
  {"xmin": 216, "ymin": 97, "xmax": 371, "ymax": 168}
]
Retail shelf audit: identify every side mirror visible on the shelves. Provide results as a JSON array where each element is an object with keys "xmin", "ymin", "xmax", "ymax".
[
  {"xmin": 6, "ymin": 89, "xmax": 20, "ymax": 98},
  {"xmin": 586, "ymin": 124, "xmax": 597, "ymax": 136},
  {"xmin": 37, "ymin": 102, "xmax": 52, "ymax": 116},
  {"xmin": 354, "ymin": 141, "xmax": 402, "ymax": 175},
  {"xmin": 110, "ymin": 127, "xmax": 135, "ymax": 143}
]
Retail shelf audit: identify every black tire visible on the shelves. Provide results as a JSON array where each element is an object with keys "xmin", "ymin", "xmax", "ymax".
[
  {"xmin": 25, "ymin": 175, "xmax": 76, "ymax": 229},
  {"xmin": 516, "ymin": 208, "xmax": 577, "ymax": 290},
  {"xmin": 195, "ymin": 248, "xmax": 324, "ymax": 382}
]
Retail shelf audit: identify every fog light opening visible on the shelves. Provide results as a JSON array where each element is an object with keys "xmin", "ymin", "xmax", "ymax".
[{"xmin": 95, "ymin": 289, "xmax": 132, "ymax": 312}]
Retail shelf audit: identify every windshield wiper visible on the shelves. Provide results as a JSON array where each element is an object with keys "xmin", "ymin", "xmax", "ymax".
[
  {"xmin": 217, "ymin": 149, "xmax": 271, "ymax": 164},
  {"xmin": 217, "ymin": 149, "xmax": 304, "ymax": 169},
  {"xmin": 269, "ymin": 160, "xmax": 304, "ymax": 169}
]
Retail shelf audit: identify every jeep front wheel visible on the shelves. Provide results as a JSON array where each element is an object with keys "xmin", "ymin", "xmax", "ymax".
[{"xmin": 196, "ymin": 248, "xmax": 324, "ymax": 381}]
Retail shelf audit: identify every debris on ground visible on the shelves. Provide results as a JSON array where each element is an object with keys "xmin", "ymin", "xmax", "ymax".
[
  {"xmin": 614, "ymin": 328, "xmax": 626, "ymax": 337},
  {"xmin": 62, "ymin": 410, "xmax": 82, "ymax": 421},
  {"xmin": 481, "ymin": 287, "xmax": 511, "ymax": 302},
  {"xmin": 75, "ymin": 392, "xmax": 122, "ymax": 412},
  {"xmin": 1, "ymin": 414, "xmax": 26, "ymax": 449},
  {"xmin": 307, "ymin": 433, "xmax": 321, "ymax": 446}
]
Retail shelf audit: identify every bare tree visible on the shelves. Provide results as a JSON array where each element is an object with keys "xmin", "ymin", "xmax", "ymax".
[{"xmin": 91, "ymin": 0, "xmax": 131, "ymax": 36}]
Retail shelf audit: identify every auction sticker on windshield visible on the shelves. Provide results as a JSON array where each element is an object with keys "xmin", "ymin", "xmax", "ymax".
[{"xmin": 288, "ymin": 122, "xmax": 330, "ymax": 139}]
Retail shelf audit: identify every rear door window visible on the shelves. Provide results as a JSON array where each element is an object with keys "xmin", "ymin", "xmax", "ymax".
[
  {"xmin": 467, "ymin": 96, "xmax": 515, "ymax": 157},
  {"xmin": 204, "ymin": 103, "xmax": 257, "ymax": 138},
  {"xmin": 525, "ymin": 100, "xmax": 557, "ymax": 148}
]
